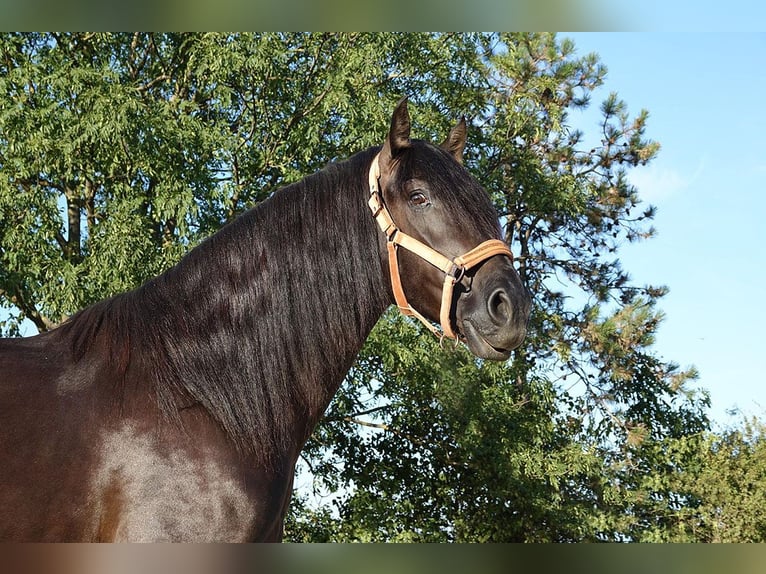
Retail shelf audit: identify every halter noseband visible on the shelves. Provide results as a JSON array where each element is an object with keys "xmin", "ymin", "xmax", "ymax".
[{"xmin": 367, "ymin": 153, "xmax": 513, "ymax": 341}]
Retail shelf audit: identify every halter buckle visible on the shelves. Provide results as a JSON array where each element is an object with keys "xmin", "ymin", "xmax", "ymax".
[{"xmin": 448, "ymin": 264, "xmax": 466, "ymax": 284}]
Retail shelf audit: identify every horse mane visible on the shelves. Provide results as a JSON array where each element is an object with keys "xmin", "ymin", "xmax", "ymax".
[{"xmin": 58, "ymin": 147, "xmax": 389, "ymax": 461}]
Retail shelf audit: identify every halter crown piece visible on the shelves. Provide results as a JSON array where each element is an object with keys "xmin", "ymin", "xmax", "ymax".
[{"xmin": 367, "ymin": 153, "xmax": 514, "ymax": 342}]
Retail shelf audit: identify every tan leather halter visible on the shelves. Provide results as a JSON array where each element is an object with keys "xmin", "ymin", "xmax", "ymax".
[{"xmin": 367, "ymin": 153, "xmax": 513, "ymax": 341}]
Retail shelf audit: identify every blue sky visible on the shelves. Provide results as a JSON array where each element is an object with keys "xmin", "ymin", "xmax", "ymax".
[{"xmin": 566, "ymin": 33, "xmax": 766, "ymax": 427}]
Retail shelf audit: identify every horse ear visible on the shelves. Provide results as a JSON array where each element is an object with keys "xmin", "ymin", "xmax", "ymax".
[
  {"xmin": 440, "ymin": 117, "xmax": 467, "ymax": 164},
  {"xmin": 381, "ymin": 97, "xmax": 411, "ymax": 164}
]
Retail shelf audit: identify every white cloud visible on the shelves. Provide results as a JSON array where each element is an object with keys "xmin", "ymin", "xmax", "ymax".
[{"xmin": 627, "ymin": 158, "xmax": 705, "ymax": 204}]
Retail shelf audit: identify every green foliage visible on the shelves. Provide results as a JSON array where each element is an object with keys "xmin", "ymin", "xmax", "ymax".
[
  {"xmin": 1, "ymin": 33, "xmax": 749, "ymax": 542},
  {"xmin": 0, "ymin": 32, "xmax": 488, "ymax": 330},
  {"xmin": 608, "ymin": 418, "xmax": 766, "ymax": 543}
]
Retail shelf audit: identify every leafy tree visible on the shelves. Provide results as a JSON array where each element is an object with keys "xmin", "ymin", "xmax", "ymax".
[
  {"xmin": 1, "ymin": 33, "xmax": 712, "ymax": 541},
  {"xmin": 1, "ymin": 32, "xmax": 479, "ymax": 332},
  {"xmin": 617, "ymin": 418, "xmax": 766, "ymax": 543},
  {"xmin": 1, "ymin": 33, "xmax": 220, "ymax": 332}
]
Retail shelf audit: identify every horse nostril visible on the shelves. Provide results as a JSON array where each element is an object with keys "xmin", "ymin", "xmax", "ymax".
[{"xmin": 487, "ymin": 288, "xmax": 511, "ymax": 326}]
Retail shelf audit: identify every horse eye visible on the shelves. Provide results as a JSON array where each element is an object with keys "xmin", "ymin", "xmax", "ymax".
[{"xmin": 409, "ymin": 191, "xmax": 430, "ymax": 206}]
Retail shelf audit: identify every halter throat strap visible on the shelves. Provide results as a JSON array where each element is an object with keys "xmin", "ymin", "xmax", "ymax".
[{"xmin": 367, "ymin": 153, "xmax": 513, "ymax": 341}]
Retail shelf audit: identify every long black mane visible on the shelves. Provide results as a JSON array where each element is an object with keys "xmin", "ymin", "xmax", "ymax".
[{"xmin": 59, "ymin": 147, "xmax": 389, "ymax": 460}]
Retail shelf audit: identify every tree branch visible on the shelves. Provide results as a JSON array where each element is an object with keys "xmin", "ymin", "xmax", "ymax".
[
  {"xmin": 1, "ymin": 286, "xmax": 58, "ymax": 333},
  {"xmin": 344, "ymin": 417, "xmax": 389, "ymax": 431},
  {"xmin": 65, "ymin": 183, "xmax": 82, "ymax": 263},
  {"xmin": 353, "ymin": 405, "xmax": 391, "ymax": 418}
]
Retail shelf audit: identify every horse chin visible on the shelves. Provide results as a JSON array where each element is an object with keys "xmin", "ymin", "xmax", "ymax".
[{"xmin": 459, "ymin": 319, "xmax": 513, "ymax": 361}]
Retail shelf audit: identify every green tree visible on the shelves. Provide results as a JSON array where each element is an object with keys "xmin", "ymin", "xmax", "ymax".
[
  {"xmin": 0, "ymin": 33, "xmax": 712, "ymax": 541},
  {"xmin": 1, "ymin": 33, "xmax": 220, "ymax": 332},
  {"xmin": 630, "ymin": 418, "xmax": 766, "ymax": 543},
  {"xmin": 1, "ymin": 32, "xmax": 481, "ymax": 333}
]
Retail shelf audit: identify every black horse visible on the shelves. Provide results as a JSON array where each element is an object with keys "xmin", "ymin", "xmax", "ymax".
[{"xmin": 0, "ymin": 98, "xmax": 530, "ymax": 541}]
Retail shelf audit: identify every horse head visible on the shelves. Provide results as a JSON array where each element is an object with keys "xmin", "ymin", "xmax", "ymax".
[{"xmin": 370, "ymin": 98, "xmax": 531, "ymax": 360}]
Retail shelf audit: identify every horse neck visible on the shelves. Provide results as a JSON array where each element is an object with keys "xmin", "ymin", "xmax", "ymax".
[{"xmin": 140, "ymin": 150, "xmax": 390, "ymax": 458}]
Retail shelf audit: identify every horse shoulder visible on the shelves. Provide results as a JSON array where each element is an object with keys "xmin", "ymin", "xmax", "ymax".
[{"xmin": 88, "ymin": 406, "xmax": 292, "ymax": 542}]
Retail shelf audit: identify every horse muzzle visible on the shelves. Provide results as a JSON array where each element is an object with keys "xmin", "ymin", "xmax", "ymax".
[{"xmin": 455, "ymin": 257, "xmax": 531, "ymax": 360}]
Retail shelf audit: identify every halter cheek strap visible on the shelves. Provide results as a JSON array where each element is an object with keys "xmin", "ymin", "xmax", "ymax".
[{"xmin": 367, "ymin": 153, "xmax": 513, "ymax": 341}]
